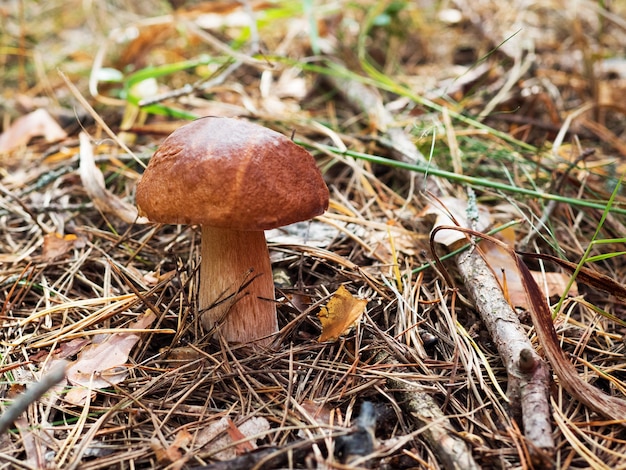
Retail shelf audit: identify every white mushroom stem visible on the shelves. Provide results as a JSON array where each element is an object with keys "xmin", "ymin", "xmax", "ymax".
[{"xmin": 199, "ymin": 226, "xmax": 278, "ymax": 345}]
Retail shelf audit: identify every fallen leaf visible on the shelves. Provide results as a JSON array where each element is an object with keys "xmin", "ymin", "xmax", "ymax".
[
  {"xmin": 481, "ymin": 226, "xmax": 578, "ymax": 307},
  {"xmin": 0, "ymin": 109, "xmax": 67, "ymax": 153},
  {"xmin": 299, "ymin": 399, "xmax": 334, "ymax": 426},
  {"xmin": 196, "ymin": 416, "xmax": 270, "ymax": 460},
  {"xmin": 295, "ymin": 400, "xmax": 345, "ymax": 440},
  {"xmin": 42, "ymin": 233, "xmax": 83, "ymax": 261},
  {"xmin": 318, "ymin": 285, "xmax": 367, "ymax": 342},
  {"xmin": 226, "ymin": 418, "xmax": 254, "ymax": 454},
  {"xmin": 152, "ymin": 429, "xmax": 192, "ymax": 465},
  {"xmin": 284, "ymin": 292, "xmax": 314, "ymax": 313},
  {"xmin": 160, "ymin": 346, "xmax": 205, "ymax": 362},
  {"xmin": 65, "ymin": 311, "xmax": 155, "ymax": 405},
  {"xmin": 523, "ymin": 251, "xmax": 626, "ymax": 306},
  {"xmin": 53, "ymin": 338, "xmax": 91, "ymax": 359},
  {"xmin": 531, "ymin": 271, "xmax": 579, "ymax": 299},
  {"xmin": 142, "ymin": 268, "xmax": 176, "ymax": 286}
]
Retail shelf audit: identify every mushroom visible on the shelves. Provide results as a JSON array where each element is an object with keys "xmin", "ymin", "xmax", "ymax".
[{"xmin": 135, "ymin": 117, "xmax": 329, "ymax": 345}]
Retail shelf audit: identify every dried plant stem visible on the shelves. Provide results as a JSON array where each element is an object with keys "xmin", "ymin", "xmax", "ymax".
[{"xmin": 455, "ymin": 247, "xmax": 555, "ymax": 465}]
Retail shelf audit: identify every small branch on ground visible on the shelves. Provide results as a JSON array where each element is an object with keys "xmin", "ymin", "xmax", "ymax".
[
  {"xmin": 371, "ymin": 349, "xmax": 480, "ymax": 470},
  {"xmin": 454, "ymin": 245, "xmax": 555, "ymax": 467},
  {"xmin": 387, "ymin": 375, "xmax": 480, "ymax": 470},
  {"xmin": 0, "ymin": 361, "xmax": 68, "ymax": 434}
]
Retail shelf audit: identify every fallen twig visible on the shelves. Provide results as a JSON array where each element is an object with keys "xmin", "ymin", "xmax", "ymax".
[
  {"xmin": 370, "ymin": 348, "xmax": 480, "ymax": 470},
  {"xmin": 0, "ymin": 361, "xmax": 68, "ymax": 435},
  {"xmin": 451, "ymin": 242, "xmax": 555, "ymax": 466},
  {"xmin": 388, "ymin": 375, "xmax": 480, "ymax": 470}
]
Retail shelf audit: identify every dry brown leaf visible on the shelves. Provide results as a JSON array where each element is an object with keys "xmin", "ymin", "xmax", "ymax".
[
  {"xmin": 226, "ymin": 418, "xmax": 254, "ymax": 454},
  {"xmin": 152, "ymin": 429, "xmax": 192, "ymax": 465},
  {"xmin": 284, "ymin": 291, "xmax": 312, "ymax": 310},
  {"xmin": 522, "ymin": 251, "xmax": 626, "ymax": 305},
  {"xmin": 53, "ymin": 338, "xmax": 91, "ymax": 360},
  {"xmin": 318, "ymin": 285, "xmax": 367, "ymax": 342},
  {"xmin": 196, "ymin": 416, "xmax": 270, "ymax": 461},
  {"xmin": 0, "ymin": 109, "xmax": 67, "ymax": 152},
  {"xmin": 531, "ymin": 271, "xmax": 579, "ymax": 299},
  {"xmin": 481, "ymin": 226, "xmax": 578, "ymax": 307},
  {"xmin": 299, "ymin": 399, "xmax": 334, "ymax": 426},
  {"xmin": 41, "ymin": 233, "xmax": 84, "ymax": 261},
  {"xmin": 65, "ymin": 311, "xmax": 155, "ymax": 405},
  {"xmin": 160, "ymin": 346, "xmax": 205, "ymax": 362},
  {"xmin": 78, "ymin": 132, "xmax": 147, "ymax": 224}
]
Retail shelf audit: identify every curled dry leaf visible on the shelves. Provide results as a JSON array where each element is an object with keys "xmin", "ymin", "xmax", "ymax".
[
  {"xmin": 160, "ymin": 346, "xmax": 205, "ymax": 362},
  {"xmin": 226, "ymin": 419, "xmax": 255, "ymax": 454},
  {"xmin": 152, "ymin": 429, "xmax": 192, "ymax": 466},
  {"xmin": 52, "ymin": 338, "xmax": 91, "ymax": 360},
  {"xmin": 299, "ymin": 399, "xmax": 335, "ymax": 427},
  {"xmin": 424, "ymin": 196, "xmax": 491, "ymax": 247},
  {"xmin": 318, "ymin": 285, "xmax": 367, "ymax": 342}
]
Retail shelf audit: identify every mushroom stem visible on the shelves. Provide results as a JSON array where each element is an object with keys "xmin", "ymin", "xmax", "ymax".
[{"xmin": 199, "ymin": 226, "xmax": 278, "ymax": 345}]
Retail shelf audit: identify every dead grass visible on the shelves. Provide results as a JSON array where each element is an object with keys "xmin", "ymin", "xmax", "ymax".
[{"xmin": 2, "ymin": 0, "xmax": 626, "ymax": 468}]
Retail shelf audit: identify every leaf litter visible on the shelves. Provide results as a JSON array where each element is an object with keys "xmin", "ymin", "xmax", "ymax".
[
  {"xmin": 2, "ymin": 0, "xmax": 626, "ymax": 469},
  {"xmin": 317, "ymin": 285, "xmax": 368, "ymax": 343}
]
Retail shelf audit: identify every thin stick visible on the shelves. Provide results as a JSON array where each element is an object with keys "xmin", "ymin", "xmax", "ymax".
[{"xmin": 0, "ymin": 361, "xmax": 68, "ymax": 434}]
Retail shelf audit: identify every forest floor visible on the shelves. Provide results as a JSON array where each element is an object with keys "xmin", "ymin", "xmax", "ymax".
[{"xmin": 2, "ymin": 1, "xmax": 626, "ymax": 469}]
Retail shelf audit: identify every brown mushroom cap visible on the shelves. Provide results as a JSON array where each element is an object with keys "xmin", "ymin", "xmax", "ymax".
[{"xmin": 136, "ymin": 117, "xmax": 329, "ymax": 231}]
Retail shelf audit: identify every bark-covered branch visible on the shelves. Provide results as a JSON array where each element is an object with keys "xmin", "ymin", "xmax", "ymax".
[{"xmin": 456, "ymin": 247, "xmax": 554, "ymax": 467}]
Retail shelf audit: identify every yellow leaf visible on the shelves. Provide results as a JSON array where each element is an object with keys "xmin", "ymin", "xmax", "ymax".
[{"xmin": 318, "ymin": 285, "xmax": 367, "ymax": 342}]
